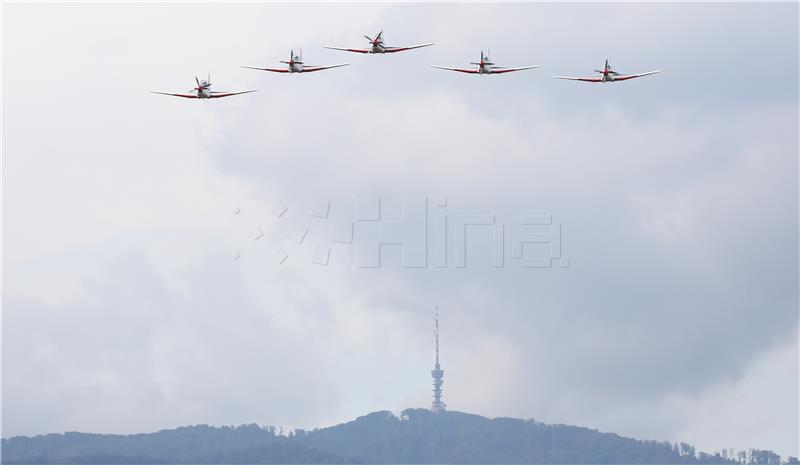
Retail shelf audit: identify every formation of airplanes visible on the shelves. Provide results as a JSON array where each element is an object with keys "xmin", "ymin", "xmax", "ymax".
[{"xmin": 152, "ymin": 30, "xmax": 661, "ymax": 99}]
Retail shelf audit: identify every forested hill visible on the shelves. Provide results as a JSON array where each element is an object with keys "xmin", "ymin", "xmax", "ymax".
[{"xmin": 1, "ymin": 408, "xmax": 791, "ymax": 464}]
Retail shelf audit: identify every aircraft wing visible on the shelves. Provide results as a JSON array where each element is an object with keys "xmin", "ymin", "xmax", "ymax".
[
  {"xmin": 431, "ymin": 65, "xmax": 480, "ymax": 74},
  {"xmin": 208, "ymin": 90, "xmax": 258, "ymax": 98},
  {"xmin": 323, "ymin": 46, "xmax": 370, "ymax": 54},
  {"xmin": 151, "ymin": 91, "xmax": 199, "ymax": 98},
  {"xmin": 384, "ymin": 43, "xmax": 434, "ymax": 53},
  {"xmin": 611, "ymin": 70, "xmax": 662, "ymax": 81},
  {"xmin": 553, "ymin": 75, "xmax": 604, "ymax": 82},
  {"xmin": 301, "ymin": 63, "xmax": 350, "ymax": 73},
  {"xmin": 490, "ymin": 65, "xmax": 541, "ymax": 74},
  {"xmin": 241, "ymin": 65, "xmax": 290, "ymax": 73}
]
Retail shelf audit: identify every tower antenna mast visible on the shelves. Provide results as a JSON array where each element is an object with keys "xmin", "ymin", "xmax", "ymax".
[{"xmin": 431, "ymin": 305, "xmax": 446, "ymax": 413}]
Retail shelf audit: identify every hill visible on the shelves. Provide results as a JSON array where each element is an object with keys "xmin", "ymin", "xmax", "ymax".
[{"xmin": 1, "ymin": 408, "xmax": 790, "ymax": 464}]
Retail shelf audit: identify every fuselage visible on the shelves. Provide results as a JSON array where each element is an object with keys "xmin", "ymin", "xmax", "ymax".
[
  {"xmin": 598, "ymin": 64, "xmax": 615, "ymax": 83},
  {"xmin": 284, "ymin": 52, "xmax": 305, "ymax": 73},
  {"xmin": 369, "ymin": 42, "xmax": 387, "ymax": 53},
  {"xmin": 288, "ymin": 61, "xmax": 303, "ymax": 73},
  {"xmin": 196, "ymin": 82, "xmax": 212, "ymax": 98},
  {"xmin": 473, "ymin": 56, "xmax": 495, "ymax": 74},
  {"xmin": 601, "ymin": 72, "xmax": 623, "ymax": 83}
]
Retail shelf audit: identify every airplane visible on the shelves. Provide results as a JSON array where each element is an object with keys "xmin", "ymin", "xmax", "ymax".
[
  {"xmin": 554, "ymin": 60, "xmax": 661, "ymax": 83},
  {"xmin": 431, "ymin": 51, "xmax": 540, "ymax": 75},
  {"xmin": 324, "ymin": 30, "xmax": 433, "ymax": 54},
  {"xmin": 151, "ymin": 74, "xmax": 257, "ymax": 99},
  {"xmin": 242, "ymin": 49, "xmax": 349, "ymax": 74}
]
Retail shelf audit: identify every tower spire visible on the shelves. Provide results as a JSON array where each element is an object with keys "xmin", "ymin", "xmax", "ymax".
[
  {"xmin": 435, "ymin": 307, "xmax": 439, "ymax": 365},
  {"xmin": 431, "ymin": 305, "xmax": 446, "ymax": 413}
]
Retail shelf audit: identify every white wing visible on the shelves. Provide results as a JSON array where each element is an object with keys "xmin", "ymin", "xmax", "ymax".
[
  {"xmin": 384, "ymin": 43, "xmax": 434, "ymax": 53},
  {"xmin": 431, "ymin": 65, "xmax": 480, "ymax": 74},
  {"xmin": 151, "ymin": 91, "xmax": 198, "ymax": 98},
  {"xmin": 553, "ymin": 75, "xmax": 604, "ymax": 82},
  {"xmin": 208, "ymin": 90, "xmax": 258, "ymax": 98},
  {"xmin": 323, "ymin": 46, "xmax": 370, "ymax": 54},
  {"xmin": 301, "ymin": 63, "xmax": 350, "ymax": 73},
  {"xmin": 612, "ymin": 70, "xmax": 662, "ymax": 81},
  {"xmin": 490, "ymin": 65, "xmax": 540, "ymax": 74}
]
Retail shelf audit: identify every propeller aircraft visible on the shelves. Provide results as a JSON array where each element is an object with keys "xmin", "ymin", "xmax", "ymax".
[
  {"xmin": 152, "ymin": 74, "xmax": 257, "ymax": 99},
  {"xmin": 431, "ymin": 51, "xmax": 540, "ymax": 75},
  {"xmin": 242, "ymin": 49, "xmax": 349, "ymax": 74},
  {"xmin": 324, "ymin": 30, "xmax": 433, "ymax": 54},
  {"xmin": 554, "ymin": 60, "xmax": 661, "ymax": 83}
]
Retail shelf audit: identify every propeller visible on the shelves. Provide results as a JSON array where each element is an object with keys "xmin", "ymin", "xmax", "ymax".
[
  {"xmin": 192, "ymin": 75, "xmax": 211, "ymax": 92},
  {"xmin": 280, "ymin": 49, "xmax": 303, "ymax": 67},
  {"xmin": 365, "ymin": 31, "xmax": 383, "ymax": 45},
  {"xmin": 596, "ymin": 59, "xmax": 611, "ymax": 74},
  {"xmin": 284, "ymin": 49, "xmax": 295, "ymax": 64}
]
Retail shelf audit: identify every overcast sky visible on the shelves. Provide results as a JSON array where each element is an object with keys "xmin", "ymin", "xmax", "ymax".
[{"xmin": 3, "ymin": 2, "xmax": 799, "ymax": 459}]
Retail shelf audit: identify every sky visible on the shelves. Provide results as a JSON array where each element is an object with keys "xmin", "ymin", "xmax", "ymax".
[{"xmin": 2, "ymin": 1, "xmax": 799, "ymax": 459}]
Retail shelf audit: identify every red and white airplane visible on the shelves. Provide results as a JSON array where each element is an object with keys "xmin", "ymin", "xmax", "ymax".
[
  {"xmin": 554, "ymin": 60, "xmax": 661, "ymax": 83},
  {"xmin": 242, "ymin": 49, "xmax": 349, "ymax": 74},
  {"xmin": 432, "ymin": 51, "xmax": 539, "ymax": 75},
  {"xmin": 152, "ymin": 74, "xmax": 256, "ymax": 99},
  {"xmin": 324, "ymin": 30, "xmax": 433, "ymax": 54}
]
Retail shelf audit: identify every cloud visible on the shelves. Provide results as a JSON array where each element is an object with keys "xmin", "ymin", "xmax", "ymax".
[{"xmin": 2, "ymin": 2, "xmax": 798, "ymax": 459}]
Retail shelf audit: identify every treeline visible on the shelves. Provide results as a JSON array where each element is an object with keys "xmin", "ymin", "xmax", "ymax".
[
  {"xmin": 668, "ymin": 441, "xmax": 793, "ymax": 465},
  {"xmin": 2, "ymin": 409, "xmax": 796, "ymax": 464}
]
